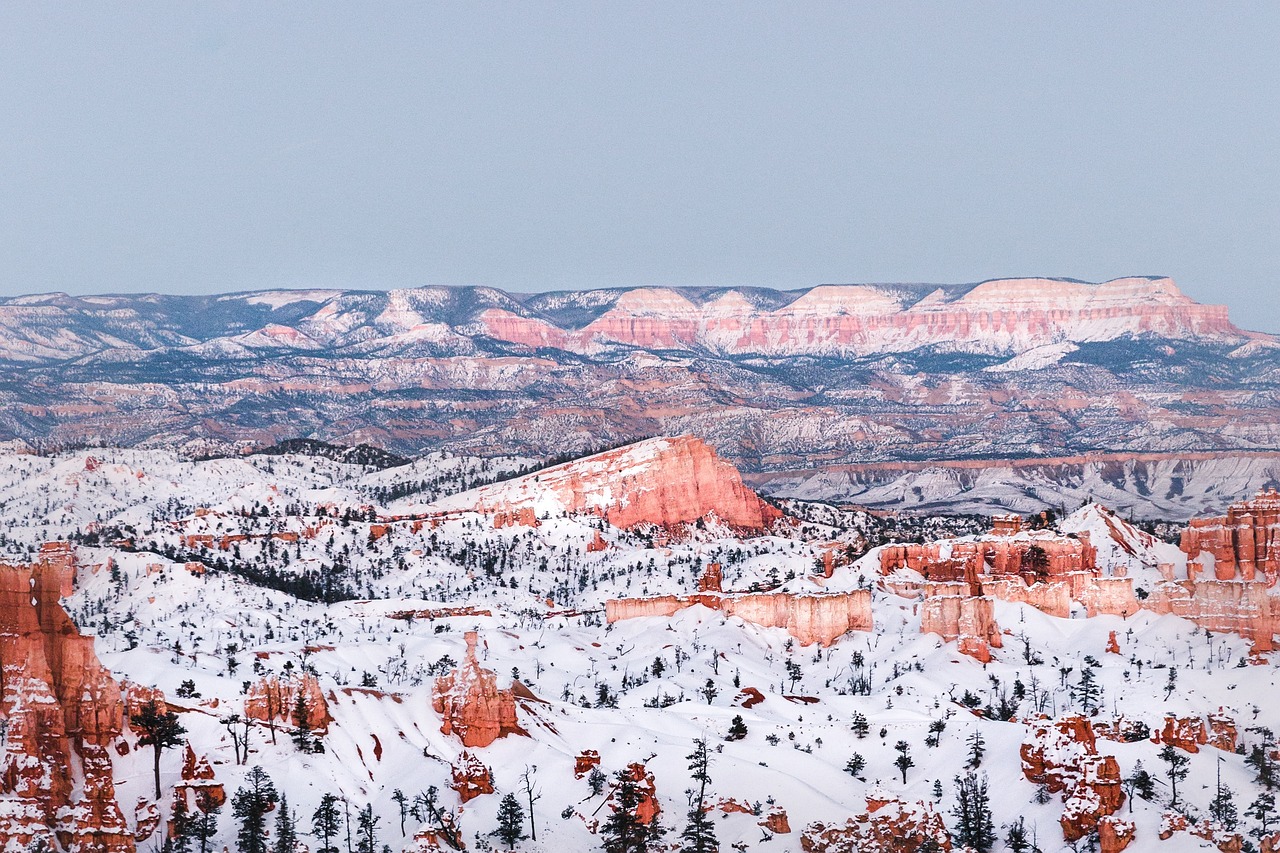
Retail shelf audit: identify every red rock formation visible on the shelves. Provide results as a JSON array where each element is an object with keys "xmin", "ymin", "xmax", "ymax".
[
  {"xmin": 1079, "ymin": 577, "xmax": 1140, "ymax": 618},
  {"xmin": 1151, "ymin": 714, "xmax": 1209, "ymax": 753},
  {"xmin": 574, "ymin": 750, "xmax": 601, "ymax": 778},
  {"xmin": 1106, "ymin": 631, "xmax": 1121, "ymax": 655},
  {"xmin": 1145, "ymin": 579, "xmax": 1276, "ymax": 652},
  {"xmin": 1098, "ymin": 815, "xmax": 1136, "ymax": 853},
  {"xmin": 697, "ymin": 562, "xmax": 723, "ymax": 593},
  {"xmin": 449, "ymin": 751, "xmax": 494, "ymax": 803},
  {"xmin": 761, "ymin": 807, "xmax": 791, "ymax": 834},
  {"xmin": 1022, "ymin": 716, "xmax": 1125, "ymax": 843},
  {"xmin": 431, "ymin": 631, "xmax": 529, "ymax": 747},
  {"xmin": 919, "ymin": 583, "xmax": 1002, "ymax": 662},
  {"xmin": 991, "ymin": 514, "xmax": 1023, "ymax": 536},
  {"xmin": 0, "ymin": 543, "xmax": 135, "ymax": 853},
  {"xmin": 388, "ymin": 605, "xmax": 492, "ymax": 621},
  {"xmin": 586, "ymin": 530, "xmax": 609, "ymax": 552},
  {"xmin": 173, "ymin": 745, "xmax": 226, "ymax": 811},
  {"xmin": 456, "ymin": 436, "xmax": 785, "ymax": 532},
  {"xmin": 1161, "ymin": 812, "xmax": 1244, "ymax": 852},
  {"xmin": 605, "ymin": 589, "xmax": 872, "ymax": 646},
  {"xmin": 244, "ymin": 672, "xmax": 331, "ymax": 733},
  {"xmin": 800, "ymin": 788, "xmax": 951, "ymax": 853},
  {"xmin": 1182, "ymin": 489, "xmax": 1280, "ymax": 583},
  {"xmin": 1209, "ymin": 711, "xmax": 1239, "ymax": 752},
  {"xmin": 879, "ymin": 529, "xmax": 1096, "ymax": 589}
]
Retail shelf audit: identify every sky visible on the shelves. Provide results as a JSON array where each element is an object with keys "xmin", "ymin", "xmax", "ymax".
[{"xmin": 1, "ymin": 3, "xmax": 1278, "ymax": 331}]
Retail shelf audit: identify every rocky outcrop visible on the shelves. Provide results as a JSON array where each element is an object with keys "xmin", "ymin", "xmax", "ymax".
[
  {"xmin": 1182, "ymin": 489, "xmax": 1280, "ymax": 583},
  {"xmin": 606, "ymin": 763, "xmax": 660, "ymax": 826},
  {"xmin": 1022, "ymin": 715, "xmax": 1126, "ymax": 843},
  {"xmin": 0, "ymin": 543, "xmax": 134, "ymax": 853},
  {"xmin": 431, "ymin": 631, "xmax": 529, "ymax": 747},
  {"xmin": 800, "ymin": 787, "xmax": 951, "ymax": 853},
  {"xmin": 244, "ymin": 672, "xmax": 331, "ymax": 733},
  {"xmin": 1098, "ymin": 815, "xmax": 1136, "ymax": 853},
  {"xmin": 1144, "ymin": 579, "xmax": 1276, "ymax": 652},
  {"xmin": 879, "ymin": 529, "xmax": 1097, "ymax": 589},
  {"xmin": 919, "ymin": 583, "xmax": 1002, "ymax": 662},
  {"xmin": 449, "ymin": 751, "xmax": 494, "ymax": 803},
  {"xmin": 1149, "ymin": 713, "xmax": 1240, "ymax": 753},
  {"xmin": 173, "ymin": 745, "xmax": 226, "ymax": 812},
  {"xmin": 605, "ymin": 589, "xmax": 872, "ymax": 646},
  {"xmin": 447, "ymin": 436, "xmax": 785, "ymax": 533}
]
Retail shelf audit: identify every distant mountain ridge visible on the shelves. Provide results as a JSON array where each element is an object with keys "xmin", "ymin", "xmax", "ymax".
[{"xmin": 1, "ymin": 277, "xmax": 1278, "ymax": 516}]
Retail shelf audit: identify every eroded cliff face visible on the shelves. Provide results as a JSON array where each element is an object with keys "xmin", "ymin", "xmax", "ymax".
[
  {"xmin": 1145, "ymin": 579, "xmax": 1276, "ymax": 652},
  {"xmin": 605, "ymin": 590, "xmax": 873, "ymax": 647},
  {"xmin": 800, "ymin": 787, "xmax": 952, "ymax": 853},
  {"xmin": 1183, "ymin": 490, "xmax": 1280, "ymax": 583},
  {"xmin": 0, "ymin": 543, "xmax": 134, "ymax": 853},
  {"xmin": 918, "ymin": 583, "xmax": 1002, "ymax": 662},
  {"xmin": 244, "ymin": 672, "xmax": 331, "ymax": 733},
  {"xmin": 431, "ymin": 632, "xmax": 529, "ymax": 748},
  {"xmin": 1020, "ymin": 715, "xmax": 1126, "ymax": 845},
  {"xmin": 879, "ymin": 528, "xmax": 1097, "ymax": 589},
  {"xmin": 446, "ymin": 436, "xmax": 785, "ymax": 533}
]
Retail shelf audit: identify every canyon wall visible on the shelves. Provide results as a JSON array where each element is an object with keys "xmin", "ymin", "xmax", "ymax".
[
  {"xmin": 0, "ymin": 543, "xmax": 134, "ymax": 853},
  {"xmin": 1182, "ymin": 489, "xmax": 1280, "ymax": 583},
  {"xmin": 918, "ymin": 583, "xmax": 1002, "ymax": 662},
  {"xmin": 605, "ymin": 590, "xmax": 872, "ymax": 647}
]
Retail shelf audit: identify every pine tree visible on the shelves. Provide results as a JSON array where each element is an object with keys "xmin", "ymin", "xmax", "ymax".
[
  {"xmin": 1247, "ymin": 743, "xmax": 1279, "ymax": 790},
  {"xmin": 1004, "ymin": 816, "xmax": 1031, "ymax": 853},
  {"xmin": 274, "ymin": 794, "xmax": 297, "ymax": 853},
  {"xmin": 1125, "ymin": 761, "xmax": 1156, "ymax": 806},
  {"xmin": 844, "ymin": 753, "xmax": 866, "ymax": 779},
  {"xmin": 391, "ymin": 790, "xmax": 408, "ymax": 837},
  {"xmin": 851, "ymin": 712, "xmax": 869, "ymax": 739},
  {"xmin": 1159, "ymin": 744, "xmax": 1191, "ymax": 808},
  {"xmin": 355, "ymin": 804, "xmax": 379, "ymax": 853},
  {"xmin": 1210, "ymin": 760, "xmax": 1239, "ymax": 831},
  {"xmin": 588, "ymin": 767, "xmax": 608, "ymax": 796},
  {"xmin": 1074, "ymin": 666, "xmax": 1102, "ymax": 714},
  {"xmin": 725, "ymin": 715, "xmax": 747, "ymax": 742},
  {"xmin": 232, "ymin": 767, "xmax": 279, "ymax": 853},
  {"xmin": 600, "ymin": 770, "xmax": 664, "ymax": 853},
  {"xmin": 166, "ymin": 795, "xmax": 196, "ymax": 853},
  {"xmin": 132, "ymin": 699, "xmax": 187, "ymax": 800},
  {"xmin": 494, "ymin": 793, "xmax": 526, "ymax": 850},
  {"xmin": 966, "ymin": 730, "xmax": 985, "ymax": 769},
  {"xmin": 1247, "ymin": 791, "xmax": 1276, "ymax": 839},
  {"xmin": 950, "ymin": 773, "xmax": 996, "ymax": 853},
  {"xmin": 291, "ymin": 693, "xmax": 313, "ymax": 753},
  {"xmin": 190, "ymin": 792, "xmax": 221, "ymax": 853},
  {"xmin": 312, "ymin": 793, "xmax": 342, "ymax": 853},
  {"xmin": 680, "ymin": 738, "xmax": 717, "ymax": 853},
  {"xmin": 893, "ymin": 741, "xmax": 914, "ymax": 784}
]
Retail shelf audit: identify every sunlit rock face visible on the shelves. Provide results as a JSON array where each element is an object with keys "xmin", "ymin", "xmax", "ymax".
[
  {"xmin": 0, "ymin": 543, "xmax": 134, "ymax": 853},
  {"xmin": 431, "ymin": 631, "xmax": 529, "ymax": 748},
  {"xmin": 1182, "ymin": 489, "xmax": 1280, "ymax": 583}
]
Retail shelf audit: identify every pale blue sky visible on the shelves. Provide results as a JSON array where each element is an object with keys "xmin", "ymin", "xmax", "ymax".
[{"xmin": 2, "ymin": 3, "xmax": 1277, "ymax": 331}]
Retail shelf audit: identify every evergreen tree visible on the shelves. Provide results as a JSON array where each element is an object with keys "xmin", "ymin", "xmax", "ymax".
[
  {"xmin": 166, "ymin": 795, "xmax": 195, "ymax": 853},
  {"xmin": 1247, "ymin": 791, "xmax": 1276, "ymax": 839},
  {"xmin": 391, "ymin": 790, "xmax": 408, "ymax": 837},
  {"xmin": 725, "ymin": 715, "xmax": 747, "ymax": 742},
  {"xmin": 312, "ymin": 793, "xmax": 342, "ymax": 853},
  {"xmin": 1125, "ymin": 761, "xmax": 1156, "ymax": 806},
  {"xmin": 1247, "ymin": 743, "xmax": 1279, "ymax": 790},
  {"xmin": 1159, "ymin": 744, "xmax": 1191, "ymax": 808},
  {"xmin": 291, "ymin": 693, "xmax": 313, "ymax": 753},
  {"xmin": 1211, "ymin": 760, "xmax": 1239, "ymax": 831},
  {"xmin": 1074, "ymin": 666, "xmax": 1102, "ymax": 715},
  {"xmin": 355, "ymin": 804, "xmax": 379, "ymax": 853},
  {"xmin": 494, "ymin": 793, "xmax": 526, "ymax": 850},
  {"xmin": 132, "ymin": 699, "xmax": 187, "ymax": 800},
  {"xmin": 275, "ymin": 795, "xmax": 298, "ymax": 853},
  {"xmin": 1003, "ymin": 816, "xmax": 1031, "ymax": 853},
  {"xmin": 966, "ymin": 730, "xmax": 985, "ymax": 769},
  {"xmin": 851, "ymin": 712, "xmax": 869, "ymax": 739},
  {"xmin": 680, "ymin": 739, "xmax": 717, "ymax": 853},
  {"xmin": 232, "ymin": 767, "xmax": 279, "ymax": 853},
  {"xmin": 893, "ymin": 741, "xmax": 915, "ymax": 784},
  {"xmin": 844, "ymin": 753, "xmax": 866, "ymax": 779},
  {"xmin": 600, "ymin": 770, "xmax": 664, "ymax": 853},
  {"xmin": 950, "ymin": 773, "xmax": 996, "ymax": 853},
  {"xmin": 190, "ymin": 792, "xmax": 221, "ymax": 853},
  {"xmin": 588, "ymin": 767, "xmax": 608, "ymax": 796}
]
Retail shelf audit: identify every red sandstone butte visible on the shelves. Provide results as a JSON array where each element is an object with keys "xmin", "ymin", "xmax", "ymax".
[
  {"xmin": 244, "ymin": 672, "xmax": 331, "ymax": 733},
  {"xmin": 431, "ymin": 631, "xmax": 530, "ymax": 748},
  {"xmin": 0, "ymin": 543, "xmax": 135, "ymax": 853},
  {"xmin": 1182, "ymin": 489, "xmax": 1280, "ymax": 583},
  {"xmin": 456, "ymin": 435, "xmax": 784, "ymax": 532},
  {"xmin": 605, "ymin": 589, "xmax": 872, "ymax": 646}
]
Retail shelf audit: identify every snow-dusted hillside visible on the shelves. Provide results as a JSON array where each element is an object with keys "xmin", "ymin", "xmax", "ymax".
[{"xmin": 2, "ymin": 445, "xmax": 1279, "ymax": 853}]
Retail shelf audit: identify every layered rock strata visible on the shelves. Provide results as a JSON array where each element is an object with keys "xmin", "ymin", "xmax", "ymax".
[
  {"xmin": 1182, "ymin": 489, "xmax": 1280, "ymax": 583},
  {"xmin": 605, "ymin": 590, "xmax": 872, "ymax": 647},
  {"xmin": 0, "ymin": 543, "xmax": 134, "ymax": 853},
  {"xmin": 918, "ymin": 583, "xmax": 1002, "ymax": 662}
]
